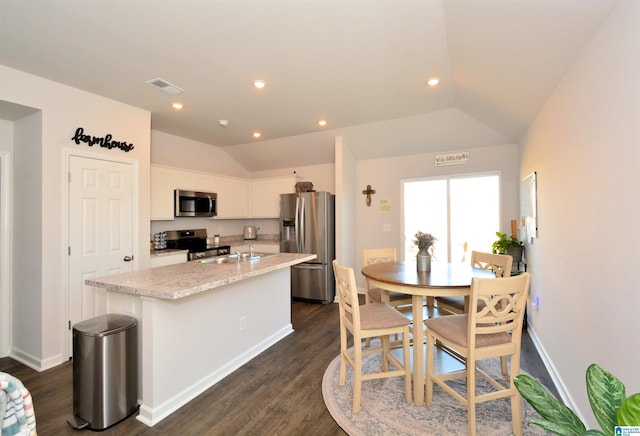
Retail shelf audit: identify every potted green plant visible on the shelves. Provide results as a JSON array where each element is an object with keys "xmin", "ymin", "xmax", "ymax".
[
  {"xmin": 413, "ymin": 231, "xmax": 436, "ymax": 272},
  {"xmin": 514, "ymin": 363, "xmax": 640, "ymax": 435},
  {"xmin": 491, "ymin": 231, "xmax": 524, "ymax": 263}
]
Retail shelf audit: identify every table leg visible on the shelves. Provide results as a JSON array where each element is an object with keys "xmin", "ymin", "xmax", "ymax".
[
  {"xmin": 381, "ymin": 289, "xmax": 390, "ymax": 304},
  {"xmin": 412, "ymin": 294, "xmax": 425, "ymax": 405}
]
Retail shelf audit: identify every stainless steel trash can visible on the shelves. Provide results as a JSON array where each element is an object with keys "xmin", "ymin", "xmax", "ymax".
[{"xmin": 67, "ymin": 314, "xmax": 138, "ymax": 430}]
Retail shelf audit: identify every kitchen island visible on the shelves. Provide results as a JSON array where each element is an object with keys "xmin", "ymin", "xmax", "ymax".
[{"xmin": 86, "ymin": 252, "xmax": 316, "ymax": 427}]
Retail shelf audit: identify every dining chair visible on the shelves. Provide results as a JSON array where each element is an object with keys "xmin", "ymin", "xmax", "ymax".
[
  {"xmin": 424, "ymin": 273, "xmax": 530, "ymax": 436},
  {"xmin": 435, "ymin": 251, "xmax": 513, "ymax": 315},
  {"xmin": 332, "ymin": 259, "xmax": 412, "ymax": 413},
  {"xmin": 362, "ymin": 248, "xmax": 412, "ymax": 309},
  {"xmin": 362, "ymin": 248, "xmax": 414, "ymax": 347}
]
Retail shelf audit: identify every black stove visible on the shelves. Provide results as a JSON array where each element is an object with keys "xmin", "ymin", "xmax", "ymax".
[{"xmin": 165, "ymin": 229, "xmax": 230, "ymax": 261}]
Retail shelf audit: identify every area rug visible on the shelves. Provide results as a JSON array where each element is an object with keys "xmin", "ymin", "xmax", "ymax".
[{"xmin": 322, "ymin": 346, "xmax": 548, "ymax": 436}]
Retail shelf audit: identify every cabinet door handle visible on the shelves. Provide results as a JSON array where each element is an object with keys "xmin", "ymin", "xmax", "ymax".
[{"xmin": 123, "ymin": 255, "xmax": 133, "ymax": 262}]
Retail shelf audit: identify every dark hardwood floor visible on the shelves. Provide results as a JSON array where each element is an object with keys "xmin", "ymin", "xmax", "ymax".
[{"xmin": 0, "ymin": 300, "xmax": 557, "ymax": 435}]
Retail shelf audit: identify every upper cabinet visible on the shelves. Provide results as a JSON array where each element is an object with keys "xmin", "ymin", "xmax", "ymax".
[
  {"xmin": 150, "ymin": 165, "xmax": 299, "ymax": 220},
  {"xmin": 174, "ymin": 169, "xmax": 215, "ymax": 192},
  {"xmin": 213, "ymin": 175, "xmax": 250, "ymax": 219},
  {"xmin": 250, "ymin": 176, "xmax": 298, "ymax": 218},
  {"xmin": 150, "ymin": 166, "xmax": 175, "ymax": 220}
]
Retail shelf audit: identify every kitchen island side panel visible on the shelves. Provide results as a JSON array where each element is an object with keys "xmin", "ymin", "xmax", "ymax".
[{"xmin": 133, "ymin": 268, "xmax": 292, "ymax": 427}]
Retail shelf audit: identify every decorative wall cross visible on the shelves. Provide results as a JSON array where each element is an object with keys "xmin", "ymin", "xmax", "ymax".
[{"xmin": 362, "ymin": 184, "xmax": 376, "ymax": 207}]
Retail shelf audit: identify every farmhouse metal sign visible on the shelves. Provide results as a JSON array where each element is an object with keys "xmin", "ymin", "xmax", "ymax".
[{"xmin": 71, "ymin": 127, "xmax": 134, "ymax": 152}]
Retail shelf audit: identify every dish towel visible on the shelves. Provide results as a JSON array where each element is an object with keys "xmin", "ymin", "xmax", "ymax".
[{"xmin": 0, "ymin": 372, "xmax": 36, "ymax": 436}]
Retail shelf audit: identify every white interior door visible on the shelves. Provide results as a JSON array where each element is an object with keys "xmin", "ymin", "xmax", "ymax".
[{"xmin": 68, "ymin": 155, "xmax": 134, "ymax": 355}]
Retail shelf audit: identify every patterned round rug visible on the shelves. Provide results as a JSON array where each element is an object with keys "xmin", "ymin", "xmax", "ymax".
[{"xmin": 322, "ymin": 347, "xmax": 548, "ymax": 436}]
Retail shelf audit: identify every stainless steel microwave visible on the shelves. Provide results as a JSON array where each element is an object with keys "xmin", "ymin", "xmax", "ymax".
[{"xmin": 174, "ymin": 190, "xmax": 217, "ymax": 217}]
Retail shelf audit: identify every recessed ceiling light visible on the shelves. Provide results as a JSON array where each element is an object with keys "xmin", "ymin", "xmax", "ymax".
[
  {"xmin": 318, "ymin": 120, "xmax": 327, "ymax": 127},
  {"xmin": 218, "ymin": 119, "xmax": 229, "ymax": 127},
  {"xmin": 172, "ymin": 102, "xmax": 184, "ymax": 109},
  {"xmin": 427, "ymin": 77, "xmax": 440, "ymax": 87},
  {"xmin": 253, "ymin": 80, "xmax": 267, "ymax": 89},
  {"xmin": 253, "ymin": 132, "xmax": 261, "ymax": 138}
]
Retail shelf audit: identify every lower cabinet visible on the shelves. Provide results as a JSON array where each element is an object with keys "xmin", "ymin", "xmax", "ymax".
[
  {"xmin": 150, "ymin": 252, "xmax": 187, "ymax": 268},
  {"xmin": 230, "ymin": 244, "xmax": 280, "ymax": 254}
]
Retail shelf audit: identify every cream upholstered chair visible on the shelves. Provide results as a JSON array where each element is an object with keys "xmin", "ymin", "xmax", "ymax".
[
  {"xmin": 435, "ymin": 251, "xmax": 513, "ymax": 315},
  {"xmin": 332, "ymin": 259, "xmax": 412, "ymax": 413},
  {"xmin": 425, "ymin": 273, "xmax": 531, "ymax": 436},
  {"xmin": 362, "ymin": 248, "xmax": 412, "ymax": 309}
]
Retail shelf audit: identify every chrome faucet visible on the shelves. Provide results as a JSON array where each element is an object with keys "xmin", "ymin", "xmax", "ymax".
[
  {"xmin": 249, "ymin": 244, "xmax": 254, "ymax": 257},
  {"xmin": 235, "ymin": 250, "xmax": 241, "ymax": 262}
]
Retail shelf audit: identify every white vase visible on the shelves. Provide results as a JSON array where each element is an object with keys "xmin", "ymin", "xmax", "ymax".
[{"xmin": 417, "ymin": 252, "xmax": 431, "ymax": 272}]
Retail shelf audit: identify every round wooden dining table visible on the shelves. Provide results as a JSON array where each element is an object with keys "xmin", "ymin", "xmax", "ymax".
[{"xmin": 361, "ymin": 260, "xmax": 495, "ymax": 405}]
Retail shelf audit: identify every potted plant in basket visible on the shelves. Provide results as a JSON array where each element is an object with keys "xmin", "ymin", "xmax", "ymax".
[
  {"xmin": 414, "ymin": 231, "xmax": 436, "ymax": 272},
  {"xmin": 491, "ymin": 231, "xmax": 524, "ymax": 263}
]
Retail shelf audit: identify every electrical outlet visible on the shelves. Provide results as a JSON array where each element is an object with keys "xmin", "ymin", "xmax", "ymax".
[
  {"xmin": 123, "ymin": 302, "xmax": 134, "ymax": 314},
  {"xmin": 532, "ymin": 295, "xmax": 540, "ymax": 310},
  {"xmin": 239, "ymin": 316, "xmax": 247, "ymax": 332}
]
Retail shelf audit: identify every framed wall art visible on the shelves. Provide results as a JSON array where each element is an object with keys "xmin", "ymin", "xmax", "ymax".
[{"xmin": 520, "ymin": 172, "xmax": 537, "ymax": 241}]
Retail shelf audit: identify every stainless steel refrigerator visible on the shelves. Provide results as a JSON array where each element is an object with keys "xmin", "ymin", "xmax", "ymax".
[{"xmin": 280, "ymin": 192, "xmax": 335, "ymax": 303}]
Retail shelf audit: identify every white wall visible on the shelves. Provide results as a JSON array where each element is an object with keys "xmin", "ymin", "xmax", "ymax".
[
  {"xmin": 0, "ymin": 121, "xmax": 13, "ymax": 356},
  {"xmin": 334, "ymin": 136, "xmax": 357, "ymax": 269},
  {"xmin": 12, "ymin": 112, "xmax": 43, "ymax": 363},
  {"xmin": 0, "ymin": 66, "xmax": 151, "ymax": 368},
  {"xmin": 351, "ymin": 143, "xmax": 519, "ymax": 288},
  {"xmin": 250, "ymin": 162, "xmax": 336, "ymax": 194},
  {"xmin": 151, "ymin": 130, "xmax": 249, "ymax": 178},
  {"xmin": 520, "ymin": 0, "xmax": 640, "ymax": 426}
]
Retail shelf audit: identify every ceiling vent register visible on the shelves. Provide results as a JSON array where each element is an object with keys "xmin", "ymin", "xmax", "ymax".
[{"xmin": 145, "ymin": 78, "xmax": 184, "ymax": 95}]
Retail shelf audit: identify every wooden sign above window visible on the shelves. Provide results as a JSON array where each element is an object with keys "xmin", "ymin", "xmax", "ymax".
[{"xmin": 434, "ymin": 152, "xmax": 469, "ymax": 166}]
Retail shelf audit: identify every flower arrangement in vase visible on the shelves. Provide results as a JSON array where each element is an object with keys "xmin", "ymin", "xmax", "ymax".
[{"xmin": 414, "ymin": 231, "xmax": 436, "ymax": 271}]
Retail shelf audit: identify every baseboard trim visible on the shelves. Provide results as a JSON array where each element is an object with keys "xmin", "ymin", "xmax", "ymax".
[
  {"xmin": 526, "ymin": 327, "xmax": 587, "ymax": 423},
  {"xmin": 136, "ymin": 324, "xmax": 294, "ymax": 427},
  {"xmin": 10, "ymin": 348, "xmax": 65, "ymax": 372}
]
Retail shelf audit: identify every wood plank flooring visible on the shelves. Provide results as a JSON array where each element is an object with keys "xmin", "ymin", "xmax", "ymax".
[{"xmin": 0, "ymin": 300, "xmax": 557, "ymax": 435}]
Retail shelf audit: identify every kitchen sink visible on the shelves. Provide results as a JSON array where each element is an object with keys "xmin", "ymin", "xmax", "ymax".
[{"xmin": 196, "ymin": 252, "xmax": 277, "ymax": 264}]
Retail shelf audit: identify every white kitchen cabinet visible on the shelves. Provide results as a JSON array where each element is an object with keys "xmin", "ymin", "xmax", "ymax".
[
  {"xmin": 150, "ymin": 251, "xmax": 188, "ymax": 267},
  {"xmin": 230, "ymin": 243, "xmax": 279, "ymax": 254},
  {"xmin": 150, "ymin": 166, "xmax": 175, "ymax": 220},
  {"xmin": 214, "ymin": 176, "xmax": 250, "ymax": 219},
  {"xmin": 150, "ymin": 164, "xmax": 252, "ymax": 220},
  {"xmin": 230, "ymin": 244, "xmax": 250, "ymax": 253},
  {"xmin": 254, "ymin": 244, "xmax": 280, "ymax": 254},
  {"xmin": 174, "ymin": 169, "xmax": 215, "ymax": 192},
  {"xmin": 250, "ymin": 176, "xmax": 298, "ymax": 218}
]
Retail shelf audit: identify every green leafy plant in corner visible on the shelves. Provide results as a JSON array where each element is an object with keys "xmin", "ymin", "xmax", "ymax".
[
  {"xmin": 491, "ymin": 231, "xmax": 524, "ymax": 255},
  {"xmin": 514, "ymin": 363, "xmax": 640, "ymax": 436}
]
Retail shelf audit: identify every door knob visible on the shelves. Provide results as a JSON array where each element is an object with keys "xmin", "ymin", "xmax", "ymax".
[{"xmin": 123, "ymin": 255, "xmax": 133, "ymax": 262}]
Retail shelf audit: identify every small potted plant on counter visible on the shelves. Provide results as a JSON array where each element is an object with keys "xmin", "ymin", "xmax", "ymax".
[
  {"xmin": 414, "ymin": 231, "xmax": 436, "ymax": 272},
  {"xmin": 491, "ymin": 231, "xmax": 524, "ymax": 264}
]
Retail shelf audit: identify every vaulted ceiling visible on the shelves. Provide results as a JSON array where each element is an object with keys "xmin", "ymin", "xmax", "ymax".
[{"xmin": 0, "ymin": 0, "xmax": 618, "ymax": 171}]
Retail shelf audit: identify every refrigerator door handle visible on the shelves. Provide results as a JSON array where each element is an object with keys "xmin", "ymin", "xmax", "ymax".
[
  {"xmin": 299, "ymin": 196, "xmax": 305, "ymax": 252},
  {"xmin": 295, "ymin": 196, "xmax": 302, "ymax": 253}
]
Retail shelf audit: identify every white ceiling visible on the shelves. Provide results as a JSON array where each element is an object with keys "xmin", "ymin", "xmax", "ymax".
[{"xmin": 0, "ymin": 0, "xmax": 618, "ymax": 171}]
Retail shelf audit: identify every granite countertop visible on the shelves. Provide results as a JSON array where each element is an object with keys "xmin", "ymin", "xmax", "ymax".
[{"xmin": 86, "ymin": 253, "xmax": 316, "ymax": 300}]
